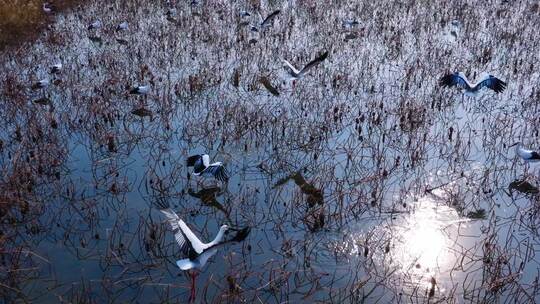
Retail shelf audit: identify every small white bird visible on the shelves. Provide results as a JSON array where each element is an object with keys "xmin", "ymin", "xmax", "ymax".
[
  {"xmin": 283, "ymin": 51, "xmax": 329, "ymax": 82},
  {"xmin": 50, "ymin": 63, "xmax": 62, "ymax": 74},
  {"xmin": 342, "ymin": 19, "xmax": 359, "ymax": 28},
  {"xmin": 129, "ymin": 85, "xmax": 149, "ymax": 95},
  {"xmin": 32, "ymin": 79, "xmax": 50, "ymax": 90},
  {"xmin": 116, "ymin": 21, "xmax": 129, "ymax": 32},
  {"xmin": 42, "ymin": 2, "xmax": 54, "ymax": 13},
  {"xmin": 166, "ymin": 8, "xmax": 177, "ymax": 17},
  {"xmin": 160, "ymin": 208, "xmax": 229, "ymax": 270},
  {"xmin": 186, "ymin": 154, "xmax": 229, "ymax": 182},
  {"xmin": 510, "ymin": 142, "xmax": 540, "ymax": 163},
  {"xmin": 88, "ymin": 20, "xmax": 102, "ymax": 30},
  {"xmin": 240, "ymin": 10, "xmax": 251, "ymax": 17},
  {"xmin": 440, "ymin": 72, "xmax": 507, "ymax": 94}
]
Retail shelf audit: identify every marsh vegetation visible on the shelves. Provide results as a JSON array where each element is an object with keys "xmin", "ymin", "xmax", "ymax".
[{"xmin": 1, "ymin": 0, "xmax": 540, "ymax": 302}]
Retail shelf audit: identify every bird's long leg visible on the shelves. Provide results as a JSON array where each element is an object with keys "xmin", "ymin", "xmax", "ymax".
[{"xmin": 189, "ymin": 271, "xmax": 198, "ymax": 303}]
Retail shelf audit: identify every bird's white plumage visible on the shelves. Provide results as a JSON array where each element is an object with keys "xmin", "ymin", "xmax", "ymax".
[
  {"xmin": 161, "ymin": 209, "xmax": 181, "ymax": 230},
  {"xmin": 202, "ymin": 154, "xmax": 210, "ymax": 167},
  {"xmin": 176, "ymin": 248, "xmax": 217, "ymax": 270},
  {"xmin": 138, "ymin": 85, "xmax": 149, "ymax": 94},
  {"xmin": 515, "ymin": 143, "xmax": 540, "ymax": 162},
  {"xmin": 457, "ymin": 72, "xmax": 472, "ymax": 87},
  {"xmin": 89, "ymin": 20, "xmax": 102, "ymax": 29},
  {"xmin": 282, "ymin": 59, "xmax": 300, "ymax": 76},
  {"xmin": 177, "ymin": 219, "xmax": 207, "ymax": 253},
  {"xmin": 441, "ymin": 72, "xmax": 506, "ymax": 94},
  {"xmin": 131, "ymin": 85, "xmax": 149, "ymax": 94},
  {"xmin": 33, "ymin": 79, "xmax": 50, "ymax": 89},
  {"xmin": 43, "ymin": 3, "xmax": 52, "ymax": 13},
  {"xmin": 160, "ymin": 208, "xmax": 221, "ymax": 253},
  {"xmin": 159, "ymin": 209, "xmax": 230, "ymax": 270},
  {"xmin": 117, "ymin": 21, "xmax": 129, "ymax": 31},
  {"xmin": 458, "ymin": 72, "xmax": 491, "ymax": 88}
]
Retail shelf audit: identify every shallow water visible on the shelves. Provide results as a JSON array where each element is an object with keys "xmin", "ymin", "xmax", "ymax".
[{"xmin": 2, "ymin": 0, "xmax": 540, "ymax": 303}]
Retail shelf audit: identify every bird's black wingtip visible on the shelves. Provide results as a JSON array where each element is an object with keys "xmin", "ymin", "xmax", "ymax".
[
  {"xmin": 491, "ymin": 76, "xmax": 507, "ymax": 93},
  {"xmin": 186, "ymin": 155, "xmax": 200, "ymax": 167},
  {"xmin": 439, "ymin": 74, "xmax": 452, "ymax": 87},
  {"xmin": 217, "ymin": 168, "xmax": 229, "ymax": 183},
  {"xmin": 320, "ymin": 51, "xmax": 329, "ymax": 60},
  {"xmin": 230, "ymin": 227, "xmax": 251, "ymax": 242}
]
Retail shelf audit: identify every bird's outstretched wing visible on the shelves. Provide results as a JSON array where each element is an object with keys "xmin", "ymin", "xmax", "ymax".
[
  {"xmin": 282, "ymin": 59, "xmax": 300, "ymax": 76},
  {"xmin": 439, "ymin": 72, "xmax": 471, "ymax": 90},
  {"xmin": 160, "ymin": 209, "xmax": 196, "ymax": 258},
  {"xmin": 261, "ymin": 10, "xmax": 280, "ymax": 27},
  {"xmin": 299, "ymin": 51, "xmax": 329, "ymax": 76},
  {"xmin": 160, "ymin": 209, "xmax": 205, "ymax": 255},
  {"xmin": 531, "ymin": 151, "xmax": 540, "ymax": 160},
  {"xmin": 160, "ymin": 209, "xmax": 181, "ymax": 231},
  {"xmin": 230, "ymin": 227, "xmax": 251, "ymax": 242},
  {"xmin": 130, "ymin": 87, "xmax": 141, "ymax": 94},
  {"xmin": 476, "ymin": 75, "xmax": 507, "ymax": 93},
  {"xmin": 203, "ymin": 164, "xmax": 229, "ymax": 182}
]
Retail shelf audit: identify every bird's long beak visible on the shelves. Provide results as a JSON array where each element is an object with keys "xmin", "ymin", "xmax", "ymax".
[
  {"xmin": 509, "ymin": 142, "xmax": 519, "ymax": 147},
  {"xmin": 228, "ymin": 227, "xmax": 242, "ymax": 231}
]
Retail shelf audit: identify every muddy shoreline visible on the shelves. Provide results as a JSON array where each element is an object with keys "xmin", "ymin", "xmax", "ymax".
[{"xmin": 0, "ymin": 0, "xmax": 80, "ymax": 52}]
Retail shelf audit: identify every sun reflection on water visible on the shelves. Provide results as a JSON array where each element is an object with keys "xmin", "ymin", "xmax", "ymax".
[
  {"xmin": 381, "ymin": 191, "xmax": 472, "ymax": 294},
  {"xmin": 330, "ymin": 187, "xmax": 477, "ymax": 297},
  {"xmin": 394, "ymin": 197, "xmax": 459, "ymax": 274}
]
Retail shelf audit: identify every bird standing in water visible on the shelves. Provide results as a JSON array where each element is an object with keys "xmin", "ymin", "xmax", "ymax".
[{"xmin": 510, "ymin": 142, "xmax": 540, "ymax": 163}]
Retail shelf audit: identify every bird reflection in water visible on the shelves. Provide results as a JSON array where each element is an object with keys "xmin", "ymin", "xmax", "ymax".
[
  {"xmin": 188, "ymin": 187, "xmax": 229, "ymax": 216},
  {"xmin": 273, "ymin": 171, "xmax": 324, "ymax": 207},
  {"xmin": 274, "ymin": 171, "xmax": 325, "ymax": 231},
  {"xmin": 508, "ymin": 179, "xmax": 539, "ymax": 195}
]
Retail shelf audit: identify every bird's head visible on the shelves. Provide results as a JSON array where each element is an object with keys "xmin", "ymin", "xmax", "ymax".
[{"xmin": 220, "ymin": 224, "xmax": 230, "ymax": 234}]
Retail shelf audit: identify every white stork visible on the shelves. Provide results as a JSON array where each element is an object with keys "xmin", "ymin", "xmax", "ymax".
[
  {"xmin": 439, "ymin": 72, "xmax": 507, "ymax": 94},
  {"xmin": 50, "ymin": 63, "xmax": 62, "ymax": 74},
  {"xmin": 160, "ymin": 209, "xmax": 229, "ymax": 270},
  {"xmin": 160, "ymin": 209, "xmax": 229, "ymax": 301},
  {"xmin": 88, "ymin": 20, "xmax": 102, "ymax": 30},
  {"xmin": 32, "ymin": 79, "xmax": 50, "ymax": 90},
  {"xmin": 116, "ymin": 21, "xmax": 129, "ymax": 32},
  {"xmin": 282, "ymin": 51, "xmax": 329, "ymax": 87},
  {"xmin": 129, "ymin": 85, "xmax": 150, "ymax": 95},
  {"xmin": 186, "ymin": 154, "xmax": 229, "ymax": 182},
  {"xmin": 43, "ymin": 2, "xmax": 54, "ymax": 13},
  {"xmin": 251, "ymin": 10, "xmax": 280, "ymax": 32},
  {"xmin": 510, "ymin": 142, "xmax": 540, "ymax": 163}
]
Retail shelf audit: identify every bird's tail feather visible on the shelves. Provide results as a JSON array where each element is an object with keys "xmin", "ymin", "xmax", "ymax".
[
  {"xmin": 176, "ymin": 258, "xmax": 196, "ymax": 270},
  {"xmin": 153, "ymin": 198, "xmax": 170, "ymax": 210}
]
